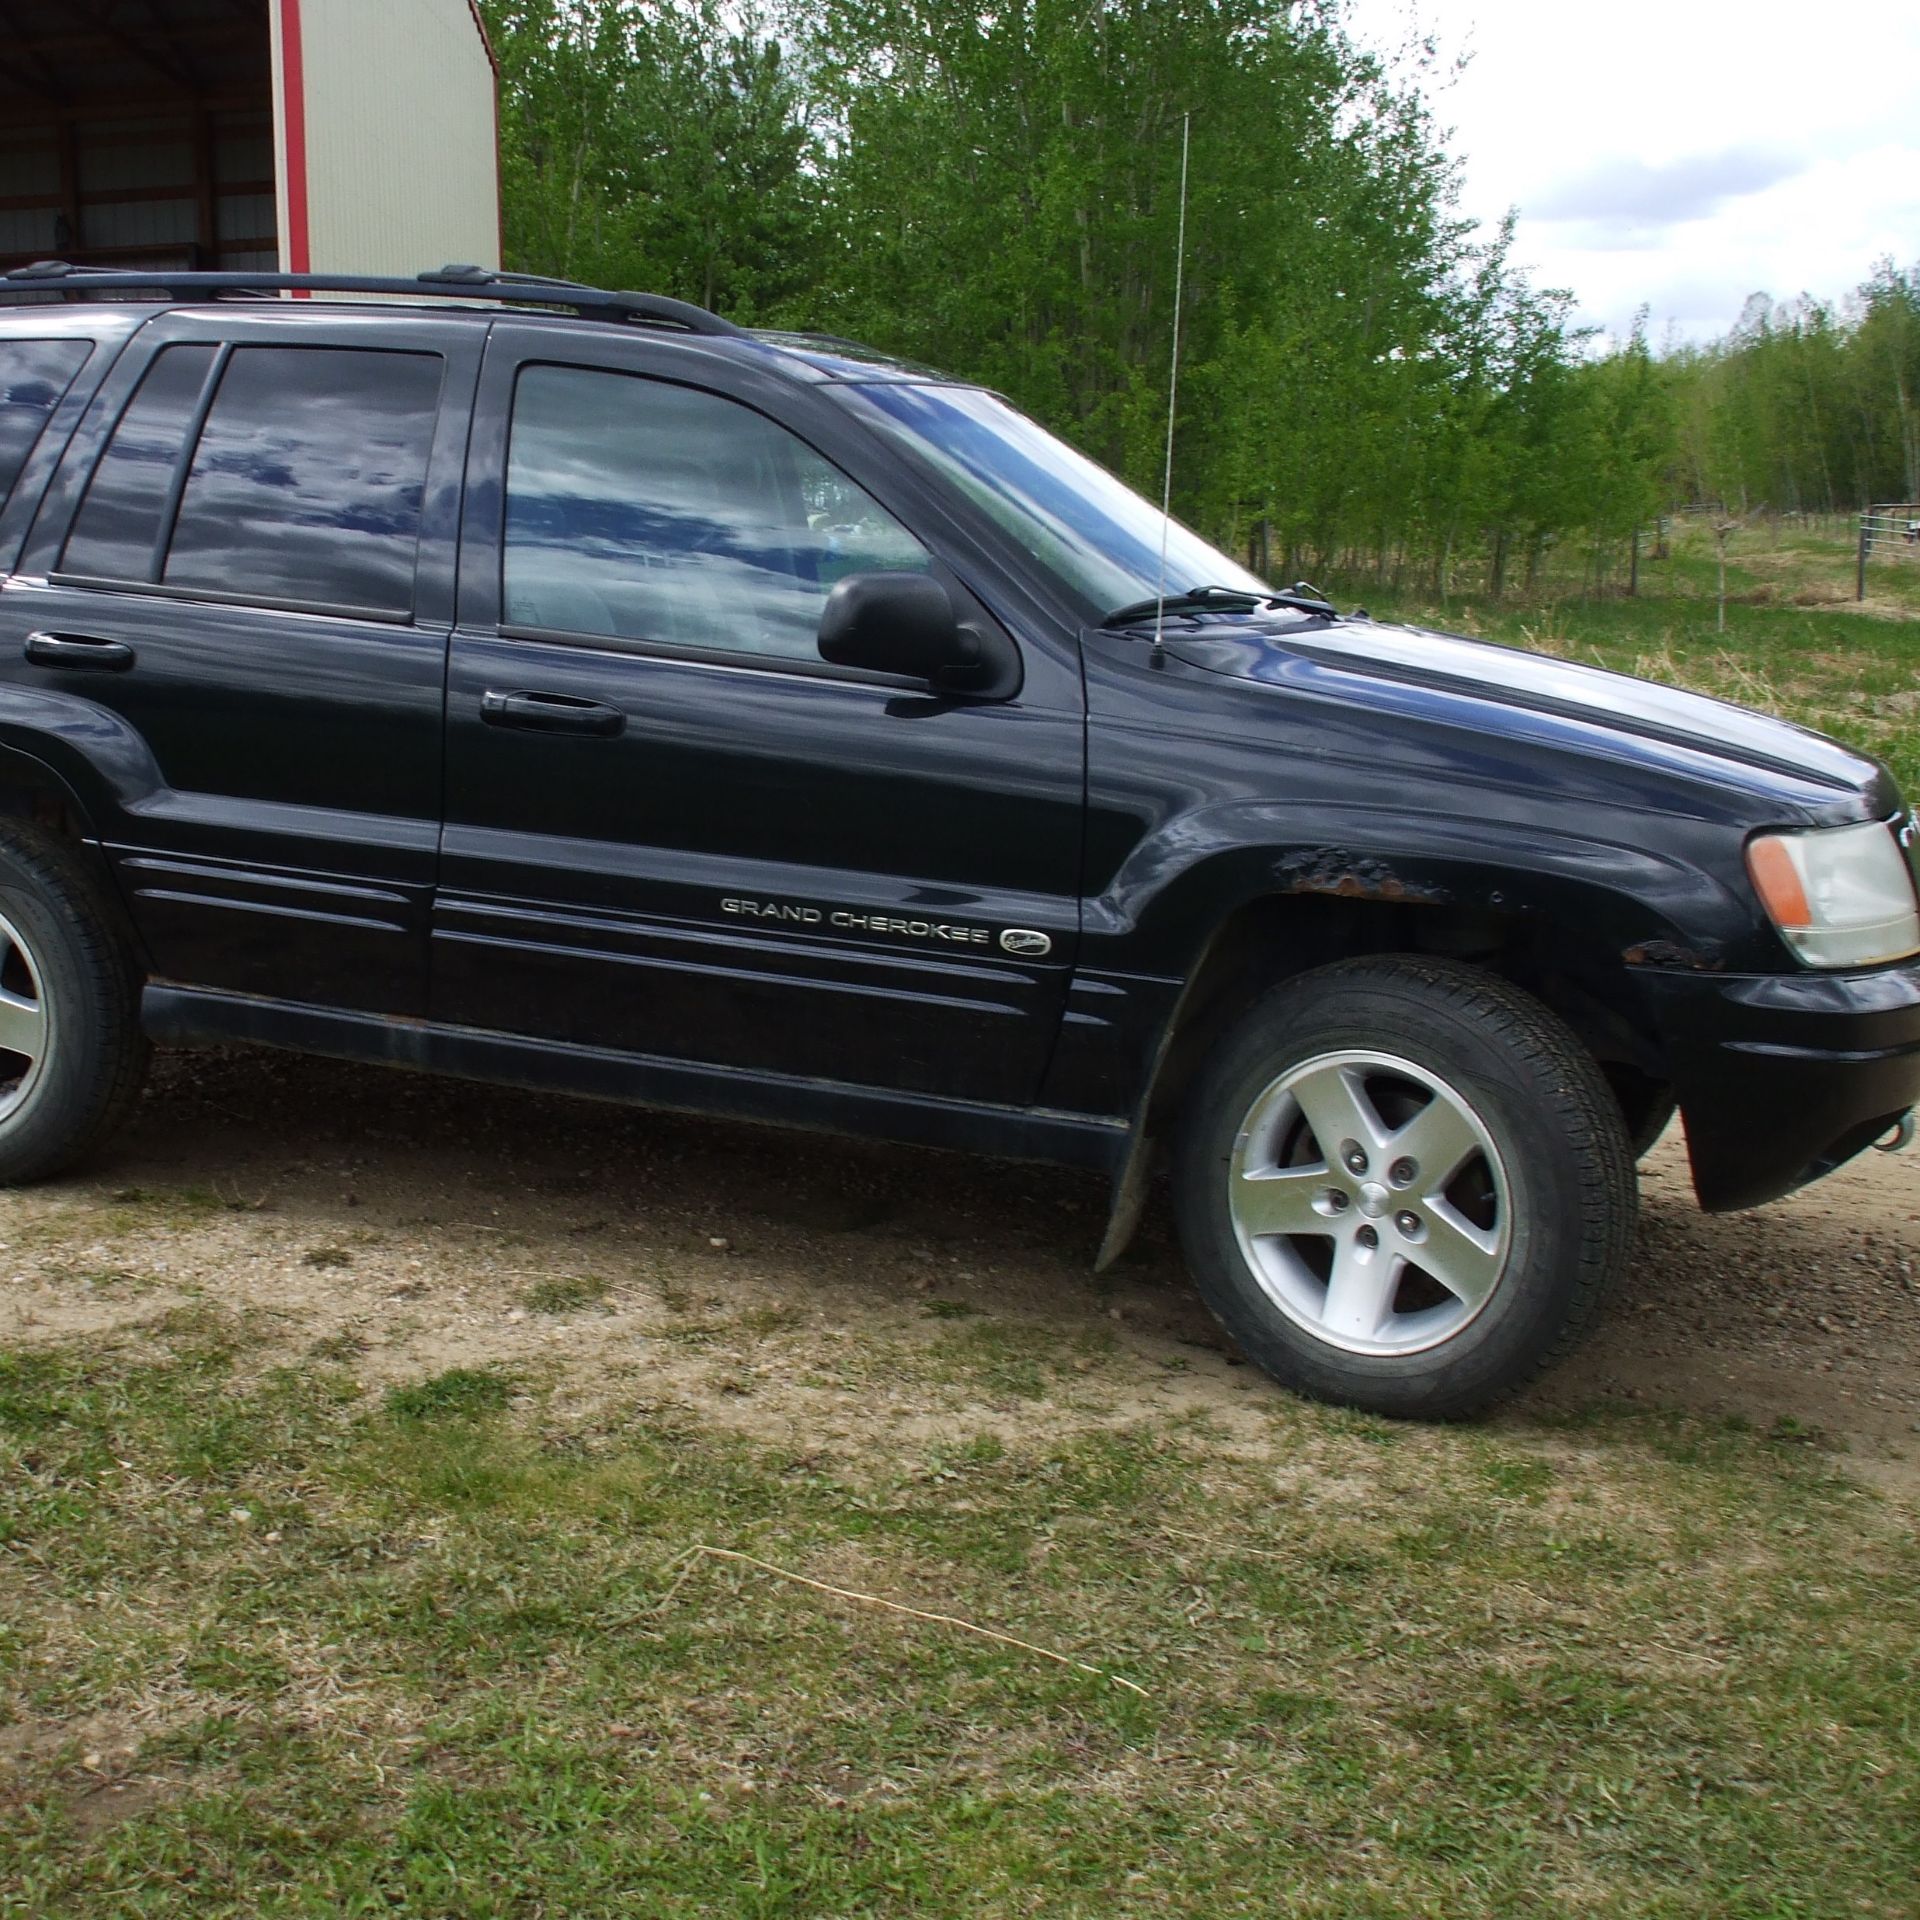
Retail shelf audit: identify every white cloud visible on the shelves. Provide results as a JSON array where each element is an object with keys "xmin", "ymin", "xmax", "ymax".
[{"xmin": 1340, "ymin": 0, "xmax": 1920, "ymax": 342}]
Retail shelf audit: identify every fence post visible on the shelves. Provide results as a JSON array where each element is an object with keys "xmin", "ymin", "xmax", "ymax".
[{"xmin": 1857, "ymin": 512, "xmax": 1869, "ymax": 602}]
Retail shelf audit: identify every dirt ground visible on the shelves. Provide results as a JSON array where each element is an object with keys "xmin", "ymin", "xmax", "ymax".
[{"xmin": 3, "ymin": 1045, "xmax": 1916, "ymax": 1497}]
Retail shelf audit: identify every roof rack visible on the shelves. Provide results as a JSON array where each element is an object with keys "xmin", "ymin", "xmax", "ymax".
[{"xmin": 0, "ymin": 261, "xmax": 744, "ymax": 336}]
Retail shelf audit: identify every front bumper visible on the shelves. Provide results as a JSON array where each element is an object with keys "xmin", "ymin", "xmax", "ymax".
[{"xmin": 1635, "ymin": 958, "xmax": 1920, "ymax": 1210}]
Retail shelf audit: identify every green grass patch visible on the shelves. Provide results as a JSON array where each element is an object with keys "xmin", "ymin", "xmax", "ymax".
[
  {"xmin": 2, "ymin": 1320, "xmax": 1918, "ymax": 1914},
  {"xmin": 517, "ymin": 1273, "xmax": 612, "ymax": 1315},
  {"xmin": 383, "ymin": 1367, "xmax": 514, "ymax": 1422}
]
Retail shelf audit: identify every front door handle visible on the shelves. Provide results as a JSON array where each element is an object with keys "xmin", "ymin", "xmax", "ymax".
[
  {"xmin": 480, "ymin": 689, "xmax": 625, "ymax": 737},
  {"xmin": 23, "ymin": 631, "xmax": 135, "ymax": 672}
]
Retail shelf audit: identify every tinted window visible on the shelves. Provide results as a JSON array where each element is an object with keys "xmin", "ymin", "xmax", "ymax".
[
  {"xmin": 504, "ymin": 364, "xmax": 929, "ymax": 660},
  {"xmin": 164, "ymin": 347, "xmax": 443, "ymax": 615},
  {"xmin": 62, "ymin": 344, "xmax": 216, "ymax": 582},
  {"xmin": 0, "ymin": 339, "xmax": 90, "ymax": 515}
]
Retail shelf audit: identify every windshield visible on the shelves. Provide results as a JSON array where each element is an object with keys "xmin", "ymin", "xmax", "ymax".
[{"xmin": 846, "ymin": 382, "xmax": 1269, "ymax": 618}]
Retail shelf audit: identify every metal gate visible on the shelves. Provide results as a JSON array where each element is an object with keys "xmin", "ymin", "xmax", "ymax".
[{"xmin": 1858, "ymin": 503, "xmax": 1920, "ymax": 598}]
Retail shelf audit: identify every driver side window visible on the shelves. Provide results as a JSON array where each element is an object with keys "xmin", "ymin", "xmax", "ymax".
[{"xmin": 502, "ymin": 363, "xmax": 930, "ymax": 661}]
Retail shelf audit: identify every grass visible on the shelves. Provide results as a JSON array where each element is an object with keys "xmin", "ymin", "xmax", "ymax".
[
  {"xmin": 1331, "ymin": 515, "xmax": 1920, "ymax": 800},
  {"xmin": 383, "ymin": 1367, "xmax": 515, "ymax": 1422},
  {"xmin": 2, "ymin": 1311, "xmax": 1916, "ymax": 1916},
  {"xmin": 517, "ymin": 1273, "xmax": 613, "ymax": 1315}
]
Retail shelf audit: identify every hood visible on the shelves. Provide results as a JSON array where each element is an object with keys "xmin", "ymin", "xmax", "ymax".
[{"xmin": 1161, "ymin": 614, "xmax": 1890, "ymax": 807}]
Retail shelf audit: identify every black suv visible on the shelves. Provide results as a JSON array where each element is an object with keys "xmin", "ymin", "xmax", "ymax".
[{"xmin": 1, "ymin": 264, "xmax": 1916, "ymax": 1418}]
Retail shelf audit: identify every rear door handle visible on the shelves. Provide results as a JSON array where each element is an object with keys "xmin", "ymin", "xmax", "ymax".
[
  {"xmin": 23, "ymin": 631, "xmax": 135, "ymax": 672},
  {"xmin": 479, "ymin": 689, "xmax": 625, "ymax": 737}
]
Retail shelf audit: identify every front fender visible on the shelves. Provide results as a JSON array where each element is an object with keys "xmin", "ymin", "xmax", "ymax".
[
  {"xmin": 1086, "ymin": 800, "xmax": 1765, "ymax": 977},
  {"xmin": 1075, "ymin": 804, "xmax": 1765, "ymax": 1271}
]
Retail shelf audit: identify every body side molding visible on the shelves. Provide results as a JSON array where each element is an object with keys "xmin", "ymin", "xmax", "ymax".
[{"xmin": 141, "ymin": 985, "xmax": 1129, "ymax": 1174}]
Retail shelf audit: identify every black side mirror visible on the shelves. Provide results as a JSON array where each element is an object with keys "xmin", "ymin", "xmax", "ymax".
[{"xmin": 817, "ymin": 572, "xmax": 998, "ymax": 691}]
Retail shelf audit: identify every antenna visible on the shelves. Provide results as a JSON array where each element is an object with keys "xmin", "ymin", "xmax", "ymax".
[{"xmin": 1152, "ymin": 111, "xmax": 1192, "ymax": 653}]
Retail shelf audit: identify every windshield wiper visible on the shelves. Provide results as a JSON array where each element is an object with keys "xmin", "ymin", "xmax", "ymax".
[{"xmin": 1099, "ymin": 582, "xmax": 1337, "ymax": 629}]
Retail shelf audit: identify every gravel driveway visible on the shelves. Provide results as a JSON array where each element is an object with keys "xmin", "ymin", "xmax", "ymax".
[{"xmin": 4, "ymin": 1046, "xmax": 1916, "ymax": 1497}]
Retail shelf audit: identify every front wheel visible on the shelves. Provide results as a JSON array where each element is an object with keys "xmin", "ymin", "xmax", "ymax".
[{"xmin": 1174, "ymin": 957, "xmax": 1636, "ymax": 1419}]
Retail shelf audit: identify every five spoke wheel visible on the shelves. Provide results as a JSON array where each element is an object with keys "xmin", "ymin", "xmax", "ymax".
[
  {"xmin": 0, "ymin": 907, "xmax": 49, "ymax": 1126},
  {"xmin": 1228, "ymin": 1049, "xmax": 1510, "ymax": 1357}
]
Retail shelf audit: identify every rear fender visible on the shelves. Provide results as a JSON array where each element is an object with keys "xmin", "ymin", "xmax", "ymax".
[
  {"xmin": 0, "ymin": 686, "xmax": 167, "ymax": 836},
  {"xmin": 0, "ymin": 721, "xmax": 155, "ymax": 967}
]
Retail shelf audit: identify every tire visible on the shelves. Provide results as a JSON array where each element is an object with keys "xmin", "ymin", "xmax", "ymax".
[
  {"xmin": 0, "ymin": 824, "xmax": 149, "ymax": 1183},
  {"xmin": 1173, "ymin": 956, "xmax": 1636, "ymax": 1420}
]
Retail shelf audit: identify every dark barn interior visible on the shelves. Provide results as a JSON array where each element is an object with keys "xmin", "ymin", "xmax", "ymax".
[{"xmin": 0, "ymin": 1, "xmax": 276, "ymax": 275}]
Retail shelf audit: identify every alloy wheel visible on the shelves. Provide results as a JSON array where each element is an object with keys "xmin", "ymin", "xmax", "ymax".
[
  {"xmin": 0, "ymin": 907, "xmax": 51, "ymax": 1125},
  {"xmin": 1227, "ymin": 1048, "xmax": 1512, "ymax": 1357}
]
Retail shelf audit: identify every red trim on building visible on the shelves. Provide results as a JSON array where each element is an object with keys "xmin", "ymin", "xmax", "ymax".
[
  {"xmin": 465, "ymin": 0, "xmax": 506, "ymax": 265},
  {"xmin": 465, "ymin": 0, "xmax": 502, "ymax": 77},
  {"xmin": 278, "ymin": 0, "xmax": 311, "ymax": 280}
]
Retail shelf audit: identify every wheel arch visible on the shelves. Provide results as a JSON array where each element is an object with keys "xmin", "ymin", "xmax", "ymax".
[
  {"xmin": 0, "ymin": 741, "xmax": 149, "ymax": 969},
  {"xmin": 1094, "ymin": 836, "xmax": 1709, "ymax": 1268},
  {"xmin": 0, "ymin": 742, "xmax": 101, "ymax": 843},
  {"xmin": 0, "ymin": 686, "xmax": 166, "ymax": 826}
]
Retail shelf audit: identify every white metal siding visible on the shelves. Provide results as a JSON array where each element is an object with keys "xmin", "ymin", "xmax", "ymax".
[{"xmin": 274, "ymin": 0, "xmax": 499, "ymax": 278}]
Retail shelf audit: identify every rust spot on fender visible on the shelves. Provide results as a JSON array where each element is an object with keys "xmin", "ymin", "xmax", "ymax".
[
  {"xmin": 1622, "ymin": 937, "xmax": 1725, "ymax": 971},
  {"xmin": 1273, "ymin": 847, "xmax": 1451, "ymax": 905}
]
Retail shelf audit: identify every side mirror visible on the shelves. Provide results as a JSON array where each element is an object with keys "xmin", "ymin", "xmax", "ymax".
[{"xmin": 817, "ymin": 572, "xmax": 994, "ymax": 690}]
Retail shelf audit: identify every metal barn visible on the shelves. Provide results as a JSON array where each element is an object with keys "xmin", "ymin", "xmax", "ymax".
[{"xmin": 0, "ymin": 1, "xmax": 501, "ymax": 279}]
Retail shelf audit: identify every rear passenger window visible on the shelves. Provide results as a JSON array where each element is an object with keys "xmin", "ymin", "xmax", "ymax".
[
  {"xmin": 165, "ymin": 347, "xmax": 443, "ymax": 616},
  {"xmin": 0, "ymin": 338, "xmax": 92, "ymax": 515},
  {"xmin": 62, "ymin": 343, "xmax": 443, "ymax": 618}
]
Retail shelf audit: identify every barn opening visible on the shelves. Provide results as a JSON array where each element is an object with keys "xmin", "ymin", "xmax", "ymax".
[{"xmin": 0, "ymin": 1, "xmax": 500, "ymax": 280}]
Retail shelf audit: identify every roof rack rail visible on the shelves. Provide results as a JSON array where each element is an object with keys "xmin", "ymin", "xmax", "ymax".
[{"xmin": 0, "ymin": 261, "xmax": 744, "ymax": 336}]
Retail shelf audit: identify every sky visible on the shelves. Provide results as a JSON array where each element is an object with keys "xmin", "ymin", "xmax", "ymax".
[{"xmin": 1341, "ymin": 0, "xmax": 1920, "ymax": 347}]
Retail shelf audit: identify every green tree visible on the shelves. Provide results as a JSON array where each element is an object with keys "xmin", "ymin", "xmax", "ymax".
[
  {"xmin": 1662, "ymin": 260, "xmax": 1920, "ymax": 514},
  {"xmin": 481, "ymin": 0, "xmax": 823, "ymax": 320},
  {"xmin": 477, "ymin": 0, "xmax": 1737, "ymax": 590}
]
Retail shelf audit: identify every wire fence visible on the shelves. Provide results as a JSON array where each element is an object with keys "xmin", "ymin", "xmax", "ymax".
[{"xmin": 1858, "ymin": 503, "xmax": 1920, "ymax": 597}]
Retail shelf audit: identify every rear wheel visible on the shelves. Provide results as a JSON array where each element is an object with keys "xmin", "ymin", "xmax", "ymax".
[
  {"xmin": 0, "ymin": 827, "xmax": 148, "ymax": 1182},
  {"xmin": 1174, "ymin": 956, "xmax": 1635, "ymax": 1419}
]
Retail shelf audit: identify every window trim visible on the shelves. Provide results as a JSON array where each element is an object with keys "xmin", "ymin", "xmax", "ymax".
[
  {"xmin": 498, "ymin": 357, "xmax": 940, "ymax": 683},
  {"xmin": 146, "ymin": 342, "xmax": 230, "ymax": 584},
  {"xmin": 494, "ymin": 617, "xmax": 930, "ymax": 691},
  {"xmin": 44, "ymin": 571, "xmax": 417, "ymax": 628}
]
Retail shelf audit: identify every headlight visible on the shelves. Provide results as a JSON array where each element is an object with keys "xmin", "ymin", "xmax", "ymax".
[{"xmin": 1746, "ymin": 821, "xmax": 1920, "ymax": 968}]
